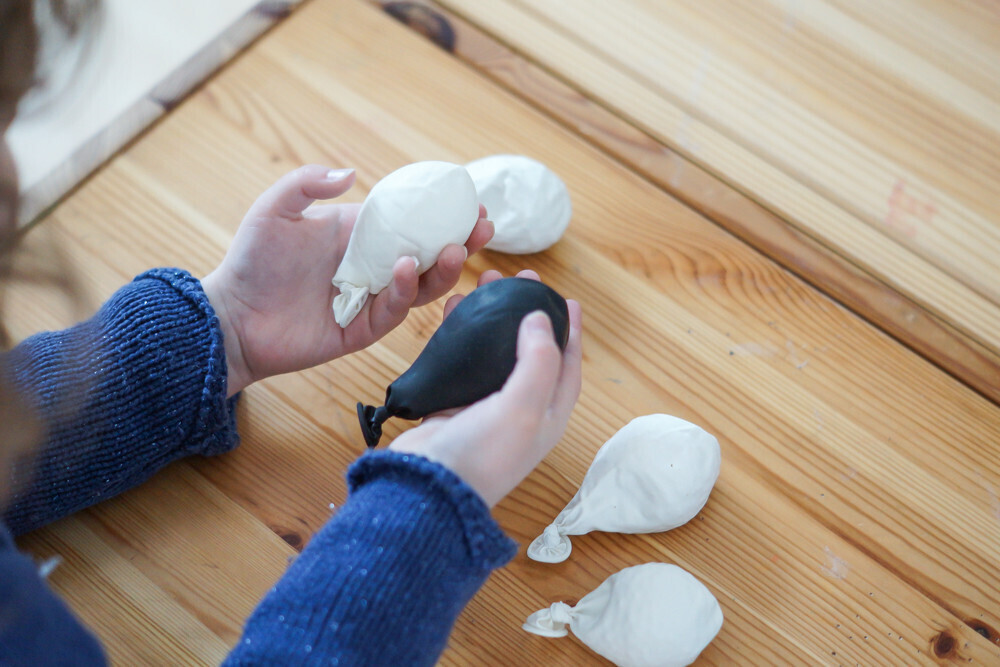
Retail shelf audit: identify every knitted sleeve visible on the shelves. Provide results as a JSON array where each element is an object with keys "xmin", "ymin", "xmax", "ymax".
[
  {"xmin": 223, "ymin": 450, "xmax": 519, "ymax": 666},
  {"xmin": 2, "ymin": 268, "xmax": 239, "ymax": 535}
]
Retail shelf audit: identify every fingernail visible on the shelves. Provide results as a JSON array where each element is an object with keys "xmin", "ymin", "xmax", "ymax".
[
  {"xmin": 325, "ymin": 168, "xmax": 355, "ymax": 182},
  {"xmin": 524, "ymin": 310, "xmax": 552, "ymax": 336},
  {"xmin": 406, "ymin": 255, "xmax": 420, "ymax": 272}
]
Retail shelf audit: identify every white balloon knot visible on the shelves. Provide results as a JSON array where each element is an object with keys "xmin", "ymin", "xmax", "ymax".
[
  {"xmin": 526, "ymin": 524, "xmax": 572, "ymax": 563},
  {"xmin": 542, "ymin": 523, "xmax": 563, "ymax": 547},
  {"xmin": 549, "ymin": 601, "xmax": 574, "ymax": 626},
  {"xmin": 521, "ymin": 604, "xmax": 572, "ymax": 638}
]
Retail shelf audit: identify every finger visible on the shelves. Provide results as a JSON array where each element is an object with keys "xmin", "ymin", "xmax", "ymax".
[
  {"xmin": 254, "ymin": 165, "xmax": 356, "ymax": 220},
  {"xmin": 514, "ymin": 269, "xmax": 540, "ymax": 282},
  {"xmin": 413, "ymin": 243, "xmax": 467, "ymax": 307},
  {"xmin": 464, "ymin": 217, "xmax": 495, "ymax": 256},
  {"xmin": 501, "ymin": 311, "xmax": 562, "ymax": 413},
  {"xmin": 442, "ymin": 293, "xmax": 465, "ymax": 320},
  {"xmin": 477, "ymin": 270, "xmax": 504, "ymax": 287},
  {"xmin": 441, "ymin": 267, "xmax": 521, "ymax": 319},
  {"xmin": 412, "ymin": 216, "xmax": 496, "ymax": 307},
  {"xmin": 364, "ymin": 255, "xmax": 420, "ymax": 336},
  {"xmin": 548, "ymin": 299, "xmax": 583, "ymax": 420}
]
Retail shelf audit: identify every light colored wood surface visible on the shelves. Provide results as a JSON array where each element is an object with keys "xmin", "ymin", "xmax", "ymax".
[
  {"xmin": 7, "ymin": 0, "xmax": 1000, "ymax": 664},
  {"xmin": 430, "ymin": 0, "xmax": 1000, "ymax": 405}
]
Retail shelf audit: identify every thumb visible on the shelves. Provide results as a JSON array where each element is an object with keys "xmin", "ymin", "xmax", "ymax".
[
  {"xmin": 502, "ymin": 311, "xmax": 562, "ymax": 411},
  {"xmin": 255, "ymin": 164, "xmax": 356, "ymax": 220}
]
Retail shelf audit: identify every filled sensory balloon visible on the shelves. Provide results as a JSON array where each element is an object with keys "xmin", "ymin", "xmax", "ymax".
[
  {"xmin": 357, "ymin": 277, "xmax": 570, "ymax": 448},
  {"xmin": 522, "ymin": 563, "xmax": 723, "ymax": 667},
  {"xmin": 331, "ymin": 160, "xmax": 480, "ymax": 327},
  {"xmin": 528, "ymin": 414, "xmax": 721, "ymax": 563},
  {"xmin": 465, "ymin": 154, "xmax": 572, "ymax": 254}
]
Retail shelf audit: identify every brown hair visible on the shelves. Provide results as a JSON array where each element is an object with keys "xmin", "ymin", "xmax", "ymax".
[
  {"xmin": 0, "ymin": 1, "xmax": 38, "ymax": 124},
  {"xmin": 1, "ymin": 0, "xmax": 101, "ymax": 503},
  {"xmin": 0, "ymin": 0, "xmax": 40, "ymax": 503}
]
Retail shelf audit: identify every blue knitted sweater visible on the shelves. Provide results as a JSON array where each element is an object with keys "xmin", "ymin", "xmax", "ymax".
[{"xmin": 0, "ymin": 269, "xmax": 517, "ymax": 665}]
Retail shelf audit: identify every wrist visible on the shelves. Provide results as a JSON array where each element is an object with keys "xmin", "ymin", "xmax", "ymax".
[
  {"xmin": 201, "ymin": 271, "xmax": 251, "ymax": 396},
  {"xmin": 389, "ymin": 425, "xmax": 508, "ymax": 508},
  {"xmin": 348, "ymin": 450, "xmax": 518, "ymax": 568}
]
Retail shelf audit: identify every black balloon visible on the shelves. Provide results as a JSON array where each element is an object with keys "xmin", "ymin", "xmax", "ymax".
[{"xmin": 358, "ymin": 277, "xmax": 570, "ymax": 448}]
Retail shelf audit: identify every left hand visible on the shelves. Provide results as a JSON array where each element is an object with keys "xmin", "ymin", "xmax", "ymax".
[{"xmin": 202, "ymin": 164, "xmax": 494, "ymax": 396}]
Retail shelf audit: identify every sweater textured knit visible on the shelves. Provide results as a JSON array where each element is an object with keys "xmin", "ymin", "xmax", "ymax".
[{"xmin": 1, "ymin": 268, "xmax": 517, "ymax": 665}]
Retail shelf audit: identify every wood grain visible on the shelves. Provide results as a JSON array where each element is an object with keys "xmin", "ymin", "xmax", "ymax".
[
  {"xmin": 380, "ymin": 0, "xmax": 1000, "ymax": 409},
  {"xmin": 6, "ymin": 0, "xmax": 1000, "ymax": 664},
  {"xmin": 430, "ymin": 0, "xmax": 1000, "ymax": 406},
  {"xmin": 15, "ymin": 463, "xmax": 293, "ymax": 666}
]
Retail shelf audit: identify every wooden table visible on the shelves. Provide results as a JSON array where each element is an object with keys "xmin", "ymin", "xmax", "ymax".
[
  {"xmin": 430, "ymin": 0, "xmax": 1000, "ymax": 405},
  {"xmin": 9, "ymin": 0, "xmax": 1000, "ymax": 664}
]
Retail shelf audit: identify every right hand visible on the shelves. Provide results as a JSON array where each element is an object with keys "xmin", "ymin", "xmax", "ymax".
[{"xmin": 389, "ymin": 270, "xmax": 583, "ymax": 507}]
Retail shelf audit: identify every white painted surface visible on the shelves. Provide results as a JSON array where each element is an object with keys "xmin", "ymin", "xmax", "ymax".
[{"xmin": 9, "ymin": 0, "xmax": 301, "ymax": 224}]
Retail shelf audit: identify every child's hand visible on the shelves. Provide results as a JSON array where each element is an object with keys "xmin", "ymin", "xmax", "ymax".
[
  {"xmin": 389, "ymin": 270, "xmax": 583, "ymax": 507},
  {"xmin": 203, "ymin": 165, "xmax": 494, "ymax": 396}
]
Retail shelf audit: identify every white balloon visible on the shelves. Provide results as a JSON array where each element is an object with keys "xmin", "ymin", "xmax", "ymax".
[
  {"xmin": 465, "ymin": 154, "xmax": 571, "ymax": 254},
  {"xmin": 331, "ymin": 161, "xmax": 479, "ymax": 327},
  {"xmin": 523, "ymin": 563, "xmax": 724, "ymax": 667},
  {"xmin": 528, "ymin": 414, "xmax": 721, "ymax": 563}
]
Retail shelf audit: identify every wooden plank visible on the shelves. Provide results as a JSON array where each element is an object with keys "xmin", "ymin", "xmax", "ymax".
[
  {"xmin": 432, "ymin": 0, "xmax": 1000, "ymax": 402},
  {"xmin": 14, "ymin": 464, "xmax": 293, "ymax": 666},
  {"xmin": 825, "ymin": 0, "xmax": 1000, "ymax": 100},
  {"xmin": 18, "ymin": 521, "xmax": 230, "ymax": 667},
  {"xmin": 374, "ymin": 0, "xmax": 1000, "ymax": 406},
  {"xmin": 7, "ymin": 0, "xmax": 1000, "ymax": 663}
]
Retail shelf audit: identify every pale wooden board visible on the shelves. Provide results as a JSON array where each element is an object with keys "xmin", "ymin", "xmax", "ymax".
[
  {"xmin": 381, "ymin": 0, "xmax": 1000, "ymax": 407},
  {"xmin": 431, "ymin": 0, "xmax": 1000, "ymax": 405},
  {"xmin": 16, "ymin": 464, "xmax": 293, "ymax": 666},
  {"xmin": 6, "ymin": 0, "xmax": 1000, "ymax": 664}
]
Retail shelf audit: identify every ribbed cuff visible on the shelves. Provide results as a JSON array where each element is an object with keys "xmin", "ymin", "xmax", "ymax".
[
  {"xmin": 224, "ymin": 451, "xmax": 516, "ymax": 666},
  {"xmin": 135, "ymin": 268, "xmax": 239, "ymax": 457},
  {"xmin": 4, "ymin": 268, "xmax": 239, "ymax": 535},
  {"xmin": 348, "ymin": 450, "xmax": 517, "ymax": 570}
]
